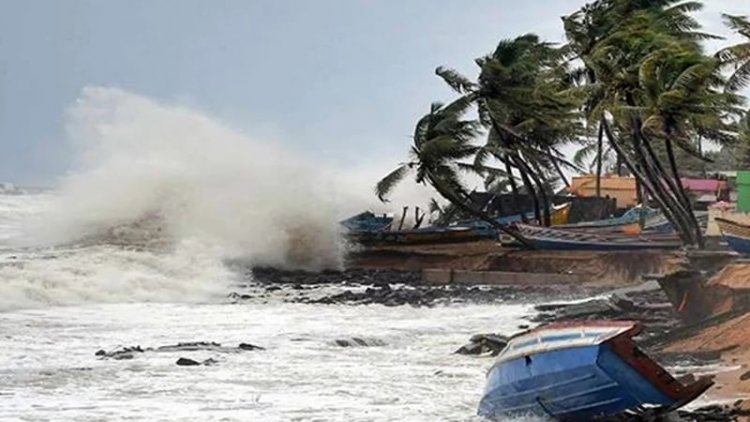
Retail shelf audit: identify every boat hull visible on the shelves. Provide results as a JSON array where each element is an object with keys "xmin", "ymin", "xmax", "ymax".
[
  {"xmin": 479, "ymin": 344, "xmax": 673, "ymax": 421},
  {"xmin": 715, "ymin": 217, "xmax": 750, "ymax": 254},
  {"xmin": 724, "ymin": 234, "xmax": 750, "ymax": 254},
  {"xmin": 478, "ymin": 321, "xmax": 712, "ymax": 421},
  {"xmin": 507, "ymin": 224, "xmax": 682, "ymax": 251}
]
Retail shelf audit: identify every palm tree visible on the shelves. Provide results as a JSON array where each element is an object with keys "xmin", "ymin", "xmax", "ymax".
[
  {"xmin": 436, "ymin": 34, "xmax": 583, "ymax": 226},
  {"xmin": 565, "ymin": 0, "xmax": 738, "ymax": 247},
  {"xmin": 718, "ymin": 14, "xmax": 750, "ymax": 91},
  {"xmin": 375, "ymin": 99, "xmax": 532, "ymax": 246},
  {"xmin": 636, "ymin": 42, "xmax": 740, "ymax": 246}
]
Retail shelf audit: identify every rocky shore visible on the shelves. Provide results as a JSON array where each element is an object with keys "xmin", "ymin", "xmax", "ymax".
[
  {"xmin": 235, "ymin": 266, "xmax": 603, "ymax": 307},
  {"xmin": 238, "ymin": 260, "xmax": 750, "ymax": 421}
]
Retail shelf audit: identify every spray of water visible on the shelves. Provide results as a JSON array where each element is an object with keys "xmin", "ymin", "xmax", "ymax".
[{"xmin": 0, "ymin": 86, "xmax": 435, "ymax": 309}]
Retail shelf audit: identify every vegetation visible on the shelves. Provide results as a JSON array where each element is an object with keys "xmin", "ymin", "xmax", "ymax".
[{"xmin": 377, "ymin": 0, "xmax": 750, "ymax": 249}]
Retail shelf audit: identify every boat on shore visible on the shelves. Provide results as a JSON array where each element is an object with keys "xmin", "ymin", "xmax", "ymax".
[
  {"xmin": 456, "ymin": 202, "xmax": 572, "ymax": 237},
  {"xmin": 715, "ymin": 217, "xmax": 750, "ymax": 254},
  {"xmin": 478, "ymin": 321, "xmax": 713, "ymax": 421},
  {"xmin": 506, "ymin": 224, "xmax": 682, "ymax": 251}
]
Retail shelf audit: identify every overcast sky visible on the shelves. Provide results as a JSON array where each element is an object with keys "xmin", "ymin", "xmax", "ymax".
[{"xmin": 0, "ymin": 0, "xmax": 746, "ymax": 185}]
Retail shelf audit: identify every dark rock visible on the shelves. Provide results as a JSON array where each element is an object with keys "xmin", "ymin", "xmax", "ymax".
[
  {"xmin": 238, "ymin": 342, "xmax": 265, "ymax": 351},
  {"xmin": 113, "ymin": 353, "xmax": 134, "ymax": 360},
  {"xmin": 176, "ymin": 357, "xmax": 201, "ymax": 366},
  {"xmin": 333, "ymin": 337, "xmax": 386, "ymax": 347},
  {"xmin": 455, "ymin": 342, "xmax": 484, "ymax": 355},
  {"xmin": 97, "ymin": 346, "xmax": 146, "ymax": 360},
  {"xmin": 456, "ymin": 333, "xmax": 509, "ymax": 356}
]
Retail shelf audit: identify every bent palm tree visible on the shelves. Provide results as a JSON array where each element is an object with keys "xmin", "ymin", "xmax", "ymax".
[
  {"xmin": 375, "ymin": 99, "xmax": 532, "ymax": 247},
  {"xmin": 718, "ymin": 14, "xmax": 750, "ymax": 91}
]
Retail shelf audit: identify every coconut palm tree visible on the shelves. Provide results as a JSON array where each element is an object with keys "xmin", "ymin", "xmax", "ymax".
[
  {"xmin": 375, "ymin": 99, "xmax": 532, "ymax": 246},
  {"xmin": 436, "ymin": 34, "xmax": 583, "ymax": 226},
  {"xmin": 565, "ymin": 0, "xmax": 737, "ymax": 247},
  {"xmin": 718, "ymin": 14, "xmax": 750, "ymax": 91}
]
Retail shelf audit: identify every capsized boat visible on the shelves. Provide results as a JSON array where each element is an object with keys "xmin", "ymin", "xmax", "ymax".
[
  {"xmin": 478, "ymin": 321, "xmax": 713, "ymax": 421},
  {"xmin": 715, "ymin": 217, "xmax": 750, "ymax": 254}
]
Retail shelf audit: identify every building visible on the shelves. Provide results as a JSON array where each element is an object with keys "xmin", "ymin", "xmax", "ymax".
[
  {"xmin": 679, "ymin": 178, "xmax": 729, "ymax": 206},
  {"xmin": 570, "ymin": 175, "xmax": 637, "ymax": 208}
]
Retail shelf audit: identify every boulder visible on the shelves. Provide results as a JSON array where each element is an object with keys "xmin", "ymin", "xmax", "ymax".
[{"xmin": 176, "ymin": 357, "xmax": 201, "ymax": 366}]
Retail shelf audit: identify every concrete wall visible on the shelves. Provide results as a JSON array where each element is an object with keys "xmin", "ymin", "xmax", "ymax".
[{"xmin": 423, "ymin": 268, "xmax": 585, "ymax": 286}]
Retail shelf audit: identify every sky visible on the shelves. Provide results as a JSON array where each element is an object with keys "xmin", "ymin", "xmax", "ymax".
[{"xmin": 0, "ymin": 0, "xmax": 746, "ymax": 185}]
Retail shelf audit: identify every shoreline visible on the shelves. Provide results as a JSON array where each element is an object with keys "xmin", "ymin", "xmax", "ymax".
[{"xmin": 243, "ymin": 241, "xmax": 750, "ymax": 418}]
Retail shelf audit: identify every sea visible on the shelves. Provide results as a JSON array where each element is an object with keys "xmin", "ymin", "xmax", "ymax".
[
  {"xmin": 0, "ymin": 87, "xmax": 545, "ymax": 421},
  {"xmin": 0, "ymin": 191, "xmax": 544, "ymax": 422}
]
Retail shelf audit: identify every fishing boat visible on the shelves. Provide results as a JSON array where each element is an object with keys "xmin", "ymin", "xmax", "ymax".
[
  {"xmin": 340, "ymin": 211, "xmax": 393, "ymax": 232},
  {"xmin": 478, "ymin": 321, "xmax": 713, "ymax": 421},
  {"xmin": 349, "ymin": 225, "xmax": 485, "ymax": 245},
  {"xmin": 557, "ymin": 206, "xmax": 658, "ymax": 231},
  {"xmin": 715, "ymin": 217, "xmax": 750, "ymax": 254},
  {"xmin": 462, "ymin": 202, "xmax": 572, "ymax": 238},
  {"xmin": 507, "ymin": 223, "xmax": 682, "ymax": 251}
]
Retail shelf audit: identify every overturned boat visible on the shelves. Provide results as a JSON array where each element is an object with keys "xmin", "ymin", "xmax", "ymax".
[{"xmin": 478, "ymin": 321, "xmax": 712, "ymax": 421}]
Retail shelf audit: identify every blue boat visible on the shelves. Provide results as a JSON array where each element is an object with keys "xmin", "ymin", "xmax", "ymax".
[
  {"xmin": 557, "ymin": 206, "xmax": 658, "ymax": 230},
  {"xmin": 340, "ymin": 212, "xmax": 393, "ymax": 232},
  {"xmin": 508, "ymin": 224, "xmax": 682, "ymax": 251},
  {"xmin": 478, "ymin": 321, "xmax": 712, "ymax": 421},
  {"xmin": 715, "ymin": 217, "xmax": 750, "ymax": 254}
]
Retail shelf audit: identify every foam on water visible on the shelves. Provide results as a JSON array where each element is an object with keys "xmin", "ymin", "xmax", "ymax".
[
  {"xmin": 0, "ymin": 87, "xmax": 434, "ymax": 310},
  {"xmin": 0, "ymin": 302, "xmax": 540, "ymax": 421}
]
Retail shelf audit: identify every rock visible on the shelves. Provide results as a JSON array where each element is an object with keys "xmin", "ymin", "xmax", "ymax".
[
  {"xmin": 455, "ymin": 342, "xmax": 484, "ymax": 355},
  {"xmin": 333, "ymin": 337, "xmax": 386, "ymax": 347},
  {"xmin": 176, "ymin": 357, "xmax": 201, "ymax": 366},
  {"xmin": 156, "ymin": 342, "xmax": 222, "ymax": 352},
  {"xmin": 456, "ymin": 333, "xmax": 509, "ymax": 356},
  {"xmin": 97, "ymin": 346, "xmax": 146, "ymax": 360},
  {"xmin": 113, "ymin": 353, "xmax": 134, "ymax": 360},
  {"xmin": 238, "ymin": 342, "xmax": 265, "ymax": 351}
]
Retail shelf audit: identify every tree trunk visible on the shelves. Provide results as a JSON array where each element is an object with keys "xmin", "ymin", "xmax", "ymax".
[
  {"xmin": 504, "ymin": 158, "xmax": 528, "ymax": 224},
  {"xmin": 526, "ymin": 158, "xmax": 552, "ymax": 227},
  {"xmin": 512, "ymin": 154, "xmax": 542, "ymax": 225},
  {"xmin": 550, "ymin": 149, "xmax": 570, "ymax": 188},
  {"xmin": 622, "ymin": 94, "xmax": 696, "ymax": 246},
  {"xmin": 425, "ymin": 171, "xmax": 534, "ymax": 248},
  {"xmin": 665, "ymin": 135, "xmax": 704, "ymax": 248},
  {"xmin": 596, "ymin": 122, "xmax": 604, "ymax": 197},
  {"xmin": 639, "ymin": 131, "xmax": 698, "ymax": 246},
  {"xmin": 602, "ymin": 118, "xmax": 692, "ymax": 245}
]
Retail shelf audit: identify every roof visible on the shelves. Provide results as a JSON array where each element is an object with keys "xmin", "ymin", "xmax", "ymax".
[
  {"xmin": 680, "ymin": 178, "xmax": 727, "ymax": 193},
  {"xmin": 570, "ymin": 175, "xmax": 636, "ymax": 194}
]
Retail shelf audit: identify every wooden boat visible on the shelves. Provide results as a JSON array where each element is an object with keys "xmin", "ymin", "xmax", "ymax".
[
  {"xmin": 340, "ymin": 211, "xmax": 393, "ymax": 232},
  {"xmin": 558, "ymin": 206, "xmax": 658, "ymax": 231},
  {"xmin": 478, "ymin": 321, "xmax": 713, "ymax": 421},
  {"xmin": 507, "ymin": 224, "xmax": 682, "ymax": 250},
  {"xmin": 462, "ymin": 203, "xmax": 572, "ymax": 238},
  {"xmin": 350, "ymin": 226, "xmax": 484, "ymax": 246},
  {"xmin": 715, "ymin": 217, "xmax": 750, "ymax": 254}
]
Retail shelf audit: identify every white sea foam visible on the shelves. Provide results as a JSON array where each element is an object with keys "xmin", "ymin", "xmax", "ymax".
[{"xmin": 0, "ymin": 87, "xmax": 434, "ymax": 310}]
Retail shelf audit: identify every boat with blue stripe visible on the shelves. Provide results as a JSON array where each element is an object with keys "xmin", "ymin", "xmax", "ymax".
[
  {"xmin": 478, "ymin": 321, "xmax": 712, "ymax": 421},
  {"xmin": 715, "ymin": 217, "xmax": 750, "ymax": 254}
]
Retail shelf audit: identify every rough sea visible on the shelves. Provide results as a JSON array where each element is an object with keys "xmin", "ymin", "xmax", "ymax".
[{"xmin": 0, "ymin": 192, "xmax": 544, "ymax": 421}]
